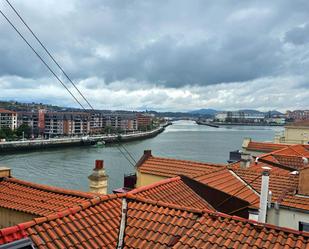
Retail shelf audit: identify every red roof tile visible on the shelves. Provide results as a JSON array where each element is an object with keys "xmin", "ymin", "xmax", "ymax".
[
  {"xmin": 232, "ymin": 168, "xmax": 309, "ymax": 211},
  {"xmin": 124, "ymin": 197, "xmax": 201, "ymax": 248},
  {"xmin": 138, "ymin": 155, "xmax": 224, "ymax": 178},
  {"xmin": 0, "ymin": 194, "xmax": 308, "ymax": 249},
  {"xmin": 173, "ymin": 212, "xmax": 309, "ymax": 249},
  {"xmin": 0, "ymin": 177, "xmax": 97, "ymax": 216},
  {"xmin": 0, "ymin": 108, "xmax": 16, "ymax": 114},
  {"xmin": 230, "ymin": 160, "xmax": 293, "ymax": 175},
  {"xmin": 129, "ymin": 177, "xmax": 214, "ymax": 210},
  {"xmin": 247, "ymin": 141, "xmax": 289, "ymax": 153},
  {"xmin": 257, "ymin": 144, "xmax": 309, "ymax": 171},
  {"xmin": 194, "ymin": 168, "xmax": 260, "ymax": 209}
]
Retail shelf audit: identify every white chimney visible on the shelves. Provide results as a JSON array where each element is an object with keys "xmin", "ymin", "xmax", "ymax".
[{"xmin": 258, "ymin": 169, "xmax": 270, "ymax": 223}]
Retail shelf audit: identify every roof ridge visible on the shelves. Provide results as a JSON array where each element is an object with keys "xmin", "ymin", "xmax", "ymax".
[
  {"xmin": 0, "ymin": 193, "xmax": 127, "ymax": 238},
  {"xmin": 258, "ymin": 146, "xmax": 291, "ymax": 159},
  {"xmin": 125, "ymin": 193, "xmax": 205, "ymax": 214},
  {"xmin": 128, "ymin": 176, "xmax": 181, "ymax": 194},
  {"xmin": 193, "ymin": 166, "xmax": 228, "ymax": 178},
  {"xmin": 150, "ymin": 156, "xmax": 226, "ymax": 167},
  {"xmin": 287, "ymin": 145, "xmax": 306, "ymax": 157},
  {"xmin": 6, "ymin": 177, "xmax": 97, "ymax": 199}
]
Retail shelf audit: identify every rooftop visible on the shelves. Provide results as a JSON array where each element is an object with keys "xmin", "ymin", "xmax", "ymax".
[
  {"xmin": 0, "ymin": 177, "xmax": 97, "ymax": 216},
  {"xmin": 129, "ymin": 176, "xmax": 214, "ymax": 210},
  {"xmin": 246, "ymin": 141, "xmax": 289, "ymax": 153},
  {"xmin": 257, "ymin": 144, "xmax": 309, "ymax": 171},
  {"xmin": 194, "ymin": 167, "xmax": 260, "ymax": 209},
  {"xmin": 1, "ymin": 193, "xmax": 308, "ymax": 248},
  {"xmin": 137, "ymin": 151, "xmax": 224, "ymax": 178},
  {"xmin": 0, "ymin": 108, "xmax": 16, "ymax": 114},
  {"xmin": 137, "ymin": 150, "xmax": 309, "ymax": 212}
]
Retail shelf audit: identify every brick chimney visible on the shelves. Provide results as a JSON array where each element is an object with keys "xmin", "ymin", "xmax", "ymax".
[
  {"xmin": 298, "ymin": 163, "xmax": 309, "ymax": 196},
  {"xmin": 240, "ymin": 152, "xmax": 251, "ymax": 169},
  {"xmin": 88, "ymin": 160, "xmax": 108, "ymax": 195}
]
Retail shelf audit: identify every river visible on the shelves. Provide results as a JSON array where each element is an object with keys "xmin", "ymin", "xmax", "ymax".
[{"xmin": 0, "ymin": 120, "xmax": 283, "ymax": 193}]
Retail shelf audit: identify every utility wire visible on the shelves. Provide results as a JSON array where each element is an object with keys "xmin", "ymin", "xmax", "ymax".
[
  {"xmin": 0, "ymin": 9, "xmax": 87, "ymax": 111},
  {"xmin": 215, "ymin": 173, "xmax": 261, "ymax": 209},
  {"xmin": 115, "ymin": 146, "xmax": 136, "ymax": 168},
  {"xmin": 118, "ymin": 142, "xmax": 137, "ymax": 164},
  {"xmin": 0, "ymin": 5, "xmax": 137, "ymax": 168},
  {"xmin": 5, "ymin": 0, "xmax": 95, "ymax": 111}
]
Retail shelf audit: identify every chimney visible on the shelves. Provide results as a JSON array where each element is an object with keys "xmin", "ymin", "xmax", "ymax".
[
  {"xmin": 242, "ymin": 137, "xmax": 251, "ymax": 150},
  {"xmin": 298, "ymin": 159, "xmax": 309, "ymax": 195},
  {"xmin": 258, "ymin": 169, "xmax": 270, "ymax": 223},
  {"xmin": 88, "ymin": 160, "xmax": 108, "ymax": 195},
  {"xmin": 0, "ymin": 167, "xmax": 11, "ymax": 178},
  {"xmin": 143, "ymin": 150, "xmax": 152, "ymax": 157},
  {"xmin": 240, "ymin": 152, "xmax": 251, "ymax": 169}
]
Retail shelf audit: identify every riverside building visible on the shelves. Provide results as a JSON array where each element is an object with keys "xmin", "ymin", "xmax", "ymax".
[{"xmin": 0, "ymin": 109, "xmax": 17, "ymax": 131}]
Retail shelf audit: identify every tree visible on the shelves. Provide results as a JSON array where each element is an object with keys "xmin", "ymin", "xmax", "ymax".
[
  {"xmin": 0, "ymin": 127, "xmax": 14, "ymax": 140},
  {"xmin": 16, "ymin": 124, "xmax": 31, "ymax": 139}
]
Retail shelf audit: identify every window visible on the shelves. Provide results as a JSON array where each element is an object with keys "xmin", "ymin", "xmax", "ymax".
[{"xmin": 299, "ymin": 221, "xmax": 309, "ymax": 232}]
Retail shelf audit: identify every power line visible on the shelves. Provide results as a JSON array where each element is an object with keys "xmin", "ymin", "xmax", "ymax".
[
  {"xmin": 118, "ymin": 142, "xmax": 137, "ymax": 164},
  {"xmin": 116, "ymin": 146, "xmax": 136, "ymax": 168},
  {"xmin": 5, "ymin": 0, "xmax": 95, "ymax": 111},
  {"xmin": 215, "ymin": 173, "xmax": 261, "ymax": 210},
  {"xmin": 0, "ymin": 5, "xmax": 138, "ymax": 168},
  {"xmin": 0, "ymin": 8, "xmax": 87, "ymax": 111}
]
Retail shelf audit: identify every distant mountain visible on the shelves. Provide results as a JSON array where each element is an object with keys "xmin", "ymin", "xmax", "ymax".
[
  {"xmin": 187, "ymin": 108, "xmax": 284, "ymax": 117},
  {"xmin": 188, "ymin": 109, "xmax": 218, "ymax": 115},
  {"xmin": 237, "ymin": 109, "xmax": 265, "ymax": 115},
  {"xmin": 267, "ymin": 110, "xmax": 284, "ymax": 115}
]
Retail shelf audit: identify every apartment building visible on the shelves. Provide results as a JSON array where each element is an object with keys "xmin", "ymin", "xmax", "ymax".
[
  {"xmin": 0, "ymin": 109, "xmax": 17, "ymax": 130},
  {"xmin": 287, "ymin": 110, "xmax": 309, "ymax": 121},
  {"xmin": 215, "ymin": 111, "xmax": 265, "ymax": 123},
  {"xmin": 44, "ymin": 112, "xmax": 90, "ymax": 137},
  {"xmin": 137, "ymin": 113, "xmax": 153, "ymax": 129}
]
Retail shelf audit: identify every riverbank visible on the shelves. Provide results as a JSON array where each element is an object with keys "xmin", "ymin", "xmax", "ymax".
[
  {"xmin": 0, "ymin": 124, "xmax": 169, "ymax": 154},
  {"xmin": 212, "ymin": 122, "xmax": 284, "ymax": 127}
]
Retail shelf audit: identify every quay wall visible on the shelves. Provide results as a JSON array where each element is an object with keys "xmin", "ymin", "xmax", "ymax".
[{"xmin": 0, "ymin": 125, "xmax": 167, "ymax": 154}]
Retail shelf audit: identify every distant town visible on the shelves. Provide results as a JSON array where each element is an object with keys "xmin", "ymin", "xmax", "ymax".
[{"xmin": 0, "ymin": 100, "xmax": 308, "ymax": 141}]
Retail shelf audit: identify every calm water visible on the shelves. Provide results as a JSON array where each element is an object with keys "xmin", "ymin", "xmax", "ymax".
[{"xmin": 0, "ymin": 120, "xmax": 282, "ymax": 193}]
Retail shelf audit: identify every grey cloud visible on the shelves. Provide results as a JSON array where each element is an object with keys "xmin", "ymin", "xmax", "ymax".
[
  {"xmin": 1, "ymin": 0, "xmax": 309, "ymax": 110},
  {"xmin": 285, "ymin": 23, "xmax": 309, "ymax": 45}
]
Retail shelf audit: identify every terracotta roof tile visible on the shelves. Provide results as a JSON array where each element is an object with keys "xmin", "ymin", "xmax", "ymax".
[
  {"xmin": 247, "ymin": 141, "xmax": 289, "ymax": 153},
  {"xmin": 129, "ymin": 177, "xmax": 214, "ymax": 210},
  {"xmin": 0, "ymin": 194, "xmax": 308, "ymax": 248},
  {"xmin": 0, "ymin": 108, "xmax": 16, "ymax": 114},
  {"xmin": 0, "ymin": 177, "xmax": 97, "ymax": 216},
  {"xmin": 194, "ymin": 168, "xmax": 260, "ymax": 208},
  {"xmin": 256, "ymin": 144, "xmax": 309, "ymax": 171},
  {"xmin": 138, "ymin": 156, "xmax": 224, "ymax": 178},
  {"xmin": 232, "ymin": 168, "xmax": 309, "ymax": 211},
  {"xmin": 172, "ymin": 212, "xmax": 309, "ymax": 249}
]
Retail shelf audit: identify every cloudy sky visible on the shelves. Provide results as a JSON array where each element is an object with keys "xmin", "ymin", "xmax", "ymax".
[{"xmin": 0, "ymin": 0, "xmax": 309, "ymax": 112}]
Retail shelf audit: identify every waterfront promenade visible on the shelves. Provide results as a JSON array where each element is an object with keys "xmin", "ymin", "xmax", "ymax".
[{"xmin": 0, "ymin": 125, "xmax": 167, "ymax": 153}]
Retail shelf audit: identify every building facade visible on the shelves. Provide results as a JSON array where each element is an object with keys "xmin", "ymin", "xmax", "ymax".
[{"xmin": 0, "ymin": 109, "xmax": 17, "ymax": 130}]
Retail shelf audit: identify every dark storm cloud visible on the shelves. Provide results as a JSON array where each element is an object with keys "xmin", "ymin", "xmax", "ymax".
[
  {"xmin": 1, "ymin": 0, "xmax": 307, "ymax": 86},
  {"xmin": 285, "ymin": 23, "xmax": 309, "ymax": 45},
  {"xmin": 1, "ymin": 0, "xmax": 309, "ymax": 111}
]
